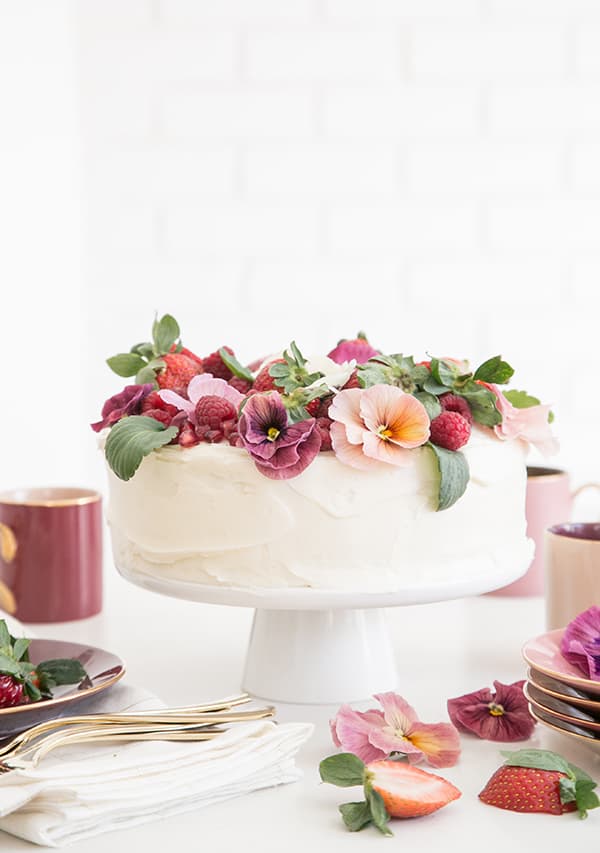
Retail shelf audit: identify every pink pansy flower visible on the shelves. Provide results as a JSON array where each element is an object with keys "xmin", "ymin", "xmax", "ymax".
[
  {"xmin": 481, "ymin": 382, "xmax": 558, "ymax": 457},
  {"xmin": 560, "ymin": 606, "xmax": 600, "ymax": 681},
  {"xmin": 159, "ymin": 374, "xmax": 243, "ymax": 425},
  {"xmin": 330, "ymin": 692, "xmax": 461, "ymax": 769},
  {"xmin": 329, "ymin": 385, "xmax": 430, "ymax": 470},
  {"xmin": 447, "ymin": 680, "xmax": 536, "ymax": 742}
]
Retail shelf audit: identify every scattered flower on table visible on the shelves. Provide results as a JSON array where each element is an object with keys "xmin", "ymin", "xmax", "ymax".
[
  {"xmin": 560, "ymin": 606, "xmax": 600, "ymax": 681},
  {"xmin": 330, "ymin": 692, "xmax": 461, "ymax": 769},
  {"xmin": 447, "ymin": 680, "xmax": 536, "ymax": 742}
]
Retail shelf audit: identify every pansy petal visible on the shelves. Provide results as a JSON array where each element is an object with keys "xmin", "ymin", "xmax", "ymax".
[
  {"xmin": 362, "ymin": 431, "xmax": 413, "ymax": 466},
  {"xmin": 404, "ymin": 722, "xmax": 461, "ymax": 768},
  {"xmin": 359, "ymin": 384, "xmax": 408, "ymax": 434},
  {"xmin": 447, "ymin": 688, "xmax": 494, "ymax": 734},
  {"xmin": 186, "ymin": 374, "xmax": 244, "ymax": 407},
  {"xmin": 367, "ymin": 727, "xmax": 425, "ymax": 758},
  {"xmin": 254, "ymin": 429, "xmax": 321, "ymax": 480},
  {"xmin": 331, "ymin": 706, "xmax": 387, "ymax": 764},
  {"xmin": 374, "ymin": 692, "xmax": 419, "ymax": 729},
  {"xmin": 329, "ymin": 389, "xmax": 366, "ymax": 445},
  {"xmin": 157, "ymin": 389, "xmax": 194, "ymax": 415},
  {"xmin": 330, "ymin": 423, "xmax": 381, "ymax": 470}
]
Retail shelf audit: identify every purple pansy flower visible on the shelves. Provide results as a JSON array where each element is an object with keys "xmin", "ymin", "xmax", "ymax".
[
  {"xmin": 560, "ymin": 606, "xmax": 600, "ymax": 681},
  {"xmin": 447, "ymin": 680, "xmax": 535, "ymax": 742},
  {"xmin": 238, "ymin": 392, "xmax": 321, "ymax": 480},
  {"xmin": 91, "ymin": 384, "xmax": 154, "ymax": 433}
]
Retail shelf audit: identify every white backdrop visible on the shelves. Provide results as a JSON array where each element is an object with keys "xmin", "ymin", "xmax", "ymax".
[{"xmin": 1, "ymin": 0, "xmax": 599, "ymax": 498}]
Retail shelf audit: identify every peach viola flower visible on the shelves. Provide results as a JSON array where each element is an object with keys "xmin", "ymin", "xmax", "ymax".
[
  {"xmin": 483, "ymin": 382, "xmax": 559, "ymax": 457},
  {"xmin": 329, "ymin": 384, "xmax": 430, "ymax": 469}
]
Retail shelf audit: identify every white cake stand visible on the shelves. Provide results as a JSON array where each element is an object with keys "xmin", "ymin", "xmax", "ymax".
[{"xmin": 117, "ymin": 559, "xmax": 527, "ymax": 705}]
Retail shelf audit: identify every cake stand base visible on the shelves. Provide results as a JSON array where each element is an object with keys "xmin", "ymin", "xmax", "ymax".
[{"xmin": 242, "ymin": 608, "xmax": 397, "ymax": 704}]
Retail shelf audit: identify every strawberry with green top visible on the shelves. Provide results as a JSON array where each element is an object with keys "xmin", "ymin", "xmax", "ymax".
[
  {"xmin": 0, "ymin": 620, "xmax": 88, "ymax": 707},
  {"xmin": 479, "ymin": 749, "xmax": 600, "ymax": 818},
  {"xmin": 319, "ymin": 752, "xmax": 461, "ymax": 836},
  {"xmin": 106, "ymin": 314, "xmax": 203, "ymax": 394}
]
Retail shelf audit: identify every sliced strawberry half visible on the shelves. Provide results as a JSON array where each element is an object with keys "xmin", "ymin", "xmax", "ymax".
[{"xmin": 368, "ymin": 760, "xmax": 461, "ymax": 819}]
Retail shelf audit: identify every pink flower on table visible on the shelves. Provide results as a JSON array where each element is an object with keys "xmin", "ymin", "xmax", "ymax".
[
  {"xmin": 330, "ymin": 693, "xmax": 461, "ymax": 769},
  {"xmin": 329, "ymin": 385, "xmax": 430, "ymax": 470},
  {"xmin": 481, "ymin": 382, "xmax": 558, "ymax": 457},
  {"xmin": 158, "ymin": 374, "xmax": 244, "ymax": 425},
  {"xmin": 447, "ymin": 680, "xmax": 536, "ymax": 742}
]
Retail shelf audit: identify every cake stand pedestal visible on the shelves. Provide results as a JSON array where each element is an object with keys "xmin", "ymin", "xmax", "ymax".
[{"xmin": 118, "ymin": 559, "xmax": 527, "ymax": 704}]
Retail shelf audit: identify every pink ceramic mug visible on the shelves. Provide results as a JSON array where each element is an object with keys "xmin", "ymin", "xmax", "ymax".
[
  {"xmin": 0, "ymin": 488, "xmax": 103, "ymax": 623},
  {"xmin": 494, "ymin": 467, "xmax": 599, "ymax": 597},
  {"xmin": 545, "ymin": 522, "xmax": 600, "ymax": 629}
]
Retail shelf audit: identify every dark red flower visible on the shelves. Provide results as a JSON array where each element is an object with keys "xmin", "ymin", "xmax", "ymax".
[
  {"xmin": 447, "ymin": 680, "xmax": 536, "ymax": 742},
  {"xmin": 91, "ymin": 384, "xmax": 154, "ymax": 432}
]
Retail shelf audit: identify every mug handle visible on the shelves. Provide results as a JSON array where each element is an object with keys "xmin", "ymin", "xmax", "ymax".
[
  {"xmin": 573, "ymin": 482, "xmax": 600, "ymax": 500},
  {"xmin": 0, "ymin": 524, "xmax": 17, "ymax": 614}
]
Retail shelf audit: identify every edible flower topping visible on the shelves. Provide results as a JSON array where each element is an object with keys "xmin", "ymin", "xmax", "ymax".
[
  {"xmin": 329, "ymin": 385, "xmax": 430, "ymax": 470},
  {"xmin": 238, "ymin": 392, "xmax": 321, "ymax": 480},
  {"xmin": 330, "ymin": 692, "xmax": 460, "ymax": 768},
  {"xmin": 91, "ymin": 383, "xmax": 154, "ymax": 432},
  {"xmin": 481, "ymin": 383, "xmax": 559, "ymax": 457},
  {"xmin": 158, "ymin": 374, "xmax": 244, "ymax": 424},
  {"xmin": 447, "ymin": 680, "xmax": 536, "ymax": 742},
  {"xmin": 560, "ymin": 606, "xmax": 600, "ymax": 681}
]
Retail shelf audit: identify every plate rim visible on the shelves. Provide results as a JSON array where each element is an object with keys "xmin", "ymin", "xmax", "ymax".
[
  {"xmin": 524, "ymin": 683, "xmax": 600, "ymax": 731},
  {"xmin": 529, "ymin": 703, "xmax": 600, "ymax": 746},
  {"xmin": 527, "ymin": 668, "xmax": 600, "ymax": 710},
  {"xmin": 0, "ymin": 637, "xmax": 125, "ymax": 717},
  {"xmin": 522, "ymin": 629, "xmax": 600, "ymax": 695}
]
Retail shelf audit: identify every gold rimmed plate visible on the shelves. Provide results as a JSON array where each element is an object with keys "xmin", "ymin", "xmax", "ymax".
[
  {"xmin": 0, "ymin": 639, "xmax": 125, "ymax": 736},
  {"xmin": 528, "ymin": 668, "xmax": 600, "ymax": 711},
  {"xmin": 522, "ymin": 629, "xmax": 600, "ymax": 696},
  {"xmin": 529, "ymin": 704, "xmax": 600, "ymax": 753},
  {"xmin": 525, "ymin": 682, "xmax": 600, "ymax": 730}
]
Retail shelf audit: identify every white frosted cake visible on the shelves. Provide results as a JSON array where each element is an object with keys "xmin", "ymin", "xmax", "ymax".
[{"xmin": 94, "ymin": 317, "xmax": 556, "ymax": 594}]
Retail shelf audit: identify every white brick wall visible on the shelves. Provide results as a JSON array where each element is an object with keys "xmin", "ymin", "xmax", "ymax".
[{"xmin": 66, "ymin": 0, "xmax": 600, "ymax": 488}]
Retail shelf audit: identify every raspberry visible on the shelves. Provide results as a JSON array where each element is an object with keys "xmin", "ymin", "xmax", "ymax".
[
  {"xmin": 143, "ymin": 408, "xmax": 173, "ymax": 428},
  {"xmin": 228, "ymin": 376, "xmax": 253, "ymax": 394},
  {"xmin": 195, "ymin": 396, "xmax": 237, "ymax": 431},
  {"xmin": 429, "ymin": 411, "xmax": 471, "ymax": 451},
  {"xmin": 315, "ymin": 417, "xmax": 333, "ymax": 451},
  {"xmin": 305, "ymin": 399, "xmax": 321, "ymax": 417},
  {"xmin": 202, "ymin": 346, "xmax": 235, "ymax": 380},
  {"xmin": 439, "ymin": 393, "xmax": 473, "ymax": 425},
  {"xmin": 141, "ymin": 392, "xmax": 179, "ymax": 418},
  {"xmin": 315, "ymin": 395, "xmax": 333, "ymax": 418},
  {"xmin": 253, "ymin": 359, "xmax": 285, "ymax": 392},
  {"xmin": 0, "ymin": 675, "xmax": 25, "ymax": 708},
  {"xmin": 342, "ymin": 370, "xmax": 361, "ymax": 390}
]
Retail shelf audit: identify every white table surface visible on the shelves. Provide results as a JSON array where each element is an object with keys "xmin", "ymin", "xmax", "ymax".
[{"xmin": 1, "ymin": 570, "xmax": 599, "ymax": 852}]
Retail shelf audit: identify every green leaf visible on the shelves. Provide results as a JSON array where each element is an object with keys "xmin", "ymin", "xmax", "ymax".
[
  {"xmin": 457, "ymin": 383, "xmax": 502, "ymax": 427},
  {"xmin": 106, "ymin": 353, "xmax": 147, "ymax": 378},
  {"xmin": 136, "ymin": 364, "xmax": 161, "ymax": 385},
  {"xmin": 430, "ymin": 357, "xmax": 457, "ymax": 388},
  {"xmin": 501, "ymin": 749, "xmax": 572, "ymax": 776},
  {"xmin": 560, "ymin": 777, "xmax": 577, "ymax": 804},
  {"xmin": 568, "ymin": 763, "xmax": 595, "ymax": 784},
  {"xmin": 339, "ymin": 801, "xmax": 372, "ymax": 832},
  {"xmin": 105, "ymin": 415, "xmax": 178, "ymax": 481},
  {"xmin": 411, "ymin": 364, "xmax": 431, "ymax": 387},
  {"xmin": 422, "ymin": 375, "xmax": 450, "ymax": 395},
  {"xmin": 474, "ymin": 355, "xmax": 514, "ymax": 384},
  {"xmin": 218, "ymin": 348, "xmax": 253, "ymax": 382},
  {"xmin": 130, "ymin": 342, "xmax": 155, "ymax": 360},
  {"xmin": 23, "ymin": 678, "xmax": 41, "ymax": 702},
  {"xmin": 427, "ymin": 444, "xmax": 470, "ymax": 511},
  {"xmin": 0, "ymin": 653, "xmax": 20, "ymax": 677},
  {"xmin": 290, "ymin": 340, "xmax": 306, "ymax": 367},
  {"xmin": 152, "ymin": 314, "xmax": 180, "ymax": 355},
  {"xmin": 36, "ymin": 659, "xmax": 88, "ymax": 691},
  {"xmin": 357, "ymin": 362, "xmax": 390, "ymax": 388},
  {"xmin": 12, "ymin": 638, "xmax": 29, "ymax": 662},
  {"xmin": 503, "ymin": 389, "xmax": 541, "ymax": 409},
  {"xmin": 574, "ymin": 780, "xmax": 600, "ymax": 818},
  {"xmin": 319, "ymin": 753, "xmax": 365, "ymax": 788},
  {"xmin": 0, "ymin": 621, "xmax": 11, "ymax": 649},
  {"xmin": 413, "ymin": 391, "xmax": 442, "ymax": 420},
  {"xmin": 366, "ymin": 789, "xmax": 392, "ymax": 837}
]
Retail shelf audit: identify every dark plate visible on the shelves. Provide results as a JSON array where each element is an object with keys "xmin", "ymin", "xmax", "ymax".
[
  {"xmin": 529, "ymin": 704, "xmax": 600, "ymax": 748},
  {"xmin": 0, "ymin": 639, "xmax": 125, "ymax": 736},
  {"xmin": 525, "ymin": 682, "xmax": 600, "ymax": 729},
  {"xmin": 528, "ymin": 668, "xmax": 600, "ymax": 710}
]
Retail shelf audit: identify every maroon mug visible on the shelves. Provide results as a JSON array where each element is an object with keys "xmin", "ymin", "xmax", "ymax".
[{"xmin": 0, "ymin": 488, "xmax": 102, "ymax": 623}]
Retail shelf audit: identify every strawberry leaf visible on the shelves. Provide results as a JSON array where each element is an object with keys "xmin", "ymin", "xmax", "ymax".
[
  {"xmin": 413, "ymin": 391, "xmax": 442, "ymax": 420},
  {"xmin": 105, "ymin": 416, "xmax": 178, "ymax": 481},
  {"xmin": 36, "ymin": 659, "xmax": 87, "ymax": 691},
  {"xmin": 0, "ymin": 621, "xmax": 11, "ymax": 649},
  {"xmin": 366, "ymin": 788, "xmax": 393, "ymax": 837},
  {"xmin": 474, "ymin": 355, "xmax": 514, "ymax": 385},
  {"xmin": 339, "ymin": 801, "xmax": 372, "ymax": 832},
  {"xmin": 427, "ymin": 444, "xmax": 470, "ymax": 511},
  {"xmin": 152, "ymin": 314, "xmax": 180, "ymax": 355},
  {"xmin": 0, "ymin": 654, "xmax": 19, "ymax": 676},
  {"xmin": 106, "ymin": 353, "xmax": 147, "ymax": 377},
  {"xmin": 501, "ymin": 748, "xmax": 572, "ymax": 776},
  {"xmin": 218, "ymin": 348, "xmax": 253, "ymax": 383},
  {"xmin": 503, "ymin": 389, "xmax": 541, "ymax": 409},
  {"xmin": 319, "ymin": 753, "xmax": 365, "ymax": 787},
  {"xmin": 12, "ymin": 638, "xmax": 29, "ymax": 662},
  {"xmin": 574, "ymin": 780, "xmax": 600, "ymax": 819}
]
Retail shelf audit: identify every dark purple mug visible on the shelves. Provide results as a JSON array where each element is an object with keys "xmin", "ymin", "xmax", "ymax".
[{"xmin": 0, "ymin": 488, "xmax": 102, "ymax": 623}]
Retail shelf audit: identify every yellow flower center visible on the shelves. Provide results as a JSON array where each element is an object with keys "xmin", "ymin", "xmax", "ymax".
[
  {"xmin": 488, "ymin": 702, "xmax": 504, "ymax": 717},
  {"xmin": 267, "ymin": 427, "xmax": 280, "ymax": 442},
  {"xmin": 378, "ymin": 426, "xmax": 393, "ymax": 440}
]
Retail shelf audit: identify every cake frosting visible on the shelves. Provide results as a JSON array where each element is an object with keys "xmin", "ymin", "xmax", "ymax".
[{"xmin": 107, "ymin": 426, "xmax": 533, "ymax": 592}]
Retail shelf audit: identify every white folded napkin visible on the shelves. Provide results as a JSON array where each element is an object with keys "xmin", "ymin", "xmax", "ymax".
[{"xmin": 0, "ymin": 684, "xmax": 313, "ymax": 847}]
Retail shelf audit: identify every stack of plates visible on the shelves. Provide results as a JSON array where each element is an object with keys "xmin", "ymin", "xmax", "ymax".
[{"xmin": 522, "ymin": 629, "xmax": 600, "ymax": 751}]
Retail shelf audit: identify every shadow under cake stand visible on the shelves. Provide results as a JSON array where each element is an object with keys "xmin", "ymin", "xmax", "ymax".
[{"xmin": 118, "ymin": 559, "xmax": 526, "ymax": 705}]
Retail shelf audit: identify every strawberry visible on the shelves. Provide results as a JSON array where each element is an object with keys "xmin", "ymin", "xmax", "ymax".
[
  {"xmin": 155, "ymin": 352, "xmax": 200, "ymax": 393},
  {"xmin": 253, "ymin": 359, "xmax": 286, "ymax": 393},
  {"xmin": 170, "ymin": 343, "xmax": 203, "ymax": 368},
  {"xmin": 368, "ymin": 760, "xmax": 461, "ymax": 819},
  {"xmin": 202, "ymin": 346, "xmax": 235, "ymax": 380},
  {"xmin": 479, "ymin": 749, "xmax": 599, "ymax": 818},
  {"xmin": 0, "ymin": 675, "xmax": 26, "ymax": 708},
  {"xmin": 319, "ymin": 753, "xmax": 461, "ymax": 836},
  {"xmin": 229, "ymin": 376, "xmax": 253, "ymax": 394}
]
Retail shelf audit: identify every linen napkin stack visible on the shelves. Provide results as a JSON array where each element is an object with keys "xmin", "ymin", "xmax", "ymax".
[{"xmin": 0, "ymin": 684, "xmax": 313, "ymax": 847}]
